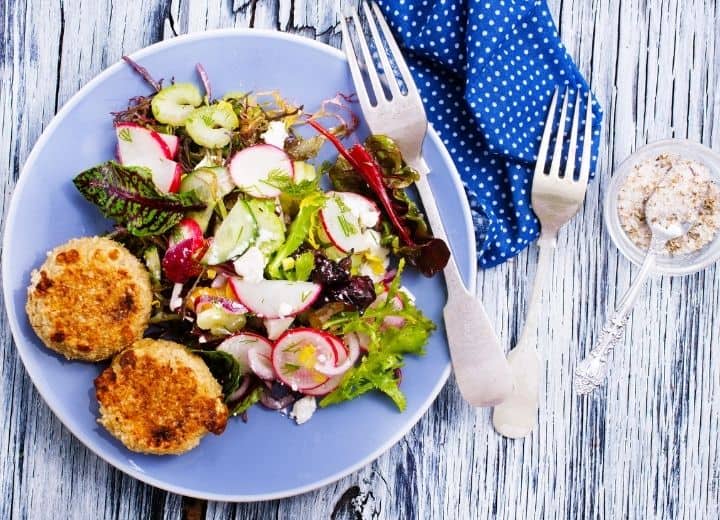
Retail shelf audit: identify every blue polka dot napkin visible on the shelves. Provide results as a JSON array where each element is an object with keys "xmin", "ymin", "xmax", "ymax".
[{"xmin": 375, "ymin": 0, "xmax": 603, "ymax": 268}]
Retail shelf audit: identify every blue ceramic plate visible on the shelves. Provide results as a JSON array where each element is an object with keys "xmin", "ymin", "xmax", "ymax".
[{"xmin": 2, "ymin": 29, "xmax": 475, "ymax": 501}]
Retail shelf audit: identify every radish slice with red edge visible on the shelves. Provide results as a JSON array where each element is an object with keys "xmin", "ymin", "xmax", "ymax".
[
  {"xmin": 248, "ymin": 348, "xmax": 275, "ymax": 380},
  {"xmin": 157, "ymin": 132, "xmax": 179, "ymax": 158},
  {"xmin": 382, "ymin": 315, "xmax": 406, "ymax": 329},
  {"xmin": 218, "ymin": 332, "xmax": 273, "ymax": 376},
  {"xmin": 228, "ymin": 278, "xmax": 321, "ymax": 319},
  {"xmin": 304, "ymin": 334, "xmax": 351, "ymax": 396},
  {"xmin": 272, "ymin": 328, "xmax": 336, "ymax": 392},
  {"xmin": 229, "ymin": 143, "xmax": 294, "ymax": 198},
  {"xmin": 314, "ymin": 333, "xmax": 359, "ymax": 377},
  {"xmin": 115, "ymin": 123, "xmax": 182, "ymax": 193}
]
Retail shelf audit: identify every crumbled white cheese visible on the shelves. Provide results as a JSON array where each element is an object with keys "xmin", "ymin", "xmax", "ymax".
[
  {"xmin": 232, "ymin": 246, "xmax": 266, "ymax": 282},
  {"xmin": 277, "ymin": 302, "xmax": 293, "ymax": 318},
  {"xmin": 169, "ymin": 282, "xmax": 184, "ymax": 311},
  {"xmin": 290, "ymin": 396, "xmax": 317, "ymax": 425},
  {"xmin": 261, "ymin": 121, "xmax": 289, "ymax": 149},
  {"xmin": 256, "ymin": 227, "xmax": 279, "ymax": 252}
]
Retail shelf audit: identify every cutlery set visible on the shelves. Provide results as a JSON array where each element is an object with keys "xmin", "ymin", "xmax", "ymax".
[{"xmin": 342, "ymin": 2, "xmax": 613, "ymax": 438}]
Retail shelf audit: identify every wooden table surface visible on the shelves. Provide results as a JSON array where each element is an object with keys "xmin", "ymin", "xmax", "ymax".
[{"xmin": 2, "ymin": 0, "xmax": 719, "ymax": 518}]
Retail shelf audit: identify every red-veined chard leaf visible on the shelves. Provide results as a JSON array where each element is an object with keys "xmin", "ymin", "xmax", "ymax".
[{"xmin": 73, "ymin": 161, "xmax": 205, "ymax": 237}]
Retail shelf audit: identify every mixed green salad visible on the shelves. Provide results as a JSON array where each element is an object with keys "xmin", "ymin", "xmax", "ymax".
[{"xmin": 73, "ymin": 59, "xmax": 450, "ymax": 423}]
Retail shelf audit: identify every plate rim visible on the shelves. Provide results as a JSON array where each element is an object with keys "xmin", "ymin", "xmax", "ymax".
[{"xmin": 2, "ymin": 28, "xmax": 477, "ymax": 502}]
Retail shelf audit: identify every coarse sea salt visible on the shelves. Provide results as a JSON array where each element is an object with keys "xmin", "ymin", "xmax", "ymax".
[{"xmin": 617, "ymin": 153, "xmax": 720, "ymax": 255}]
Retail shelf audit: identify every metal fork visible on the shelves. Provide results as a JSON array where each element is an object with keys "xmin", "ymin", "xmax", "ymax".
[
  {"xmin": 491, "ymin": 89, "xmax": 594, "ymax": 438},
  {"xmin": 341, "ymin": 2, "xmax": 513, "ymax": 407}
]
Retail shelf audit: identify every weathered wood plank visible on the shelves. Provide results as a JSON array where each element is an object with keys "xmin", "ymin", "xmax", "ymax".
[{"xmin": 1, "ymin": 0, "xmax": 719, "ymax": 518}]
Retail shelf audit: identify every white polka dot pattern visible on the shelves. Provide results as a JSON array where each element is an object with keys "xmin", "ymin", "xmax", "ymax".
[{"xmin": 376, "ymin": 0, "xmax": 603, "ymax": 268}]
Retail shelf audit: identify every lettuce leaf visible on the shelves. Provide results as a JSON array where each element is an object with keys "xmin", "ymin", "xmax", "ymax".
[
  {"xmin": 319, "ymin": 262, "xmax": 435, "ymax": 410},
  {"xmin": 73, "ymin": 161, "xmax": 204, "ymax": 237},
  {"xmin": 266, "ymin": 191, "xmax": 326, "ymax": 279}
]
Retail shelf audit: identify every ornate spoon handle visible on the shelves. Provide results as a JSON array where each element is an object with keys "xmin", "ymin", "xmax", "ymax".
[{"xmin": 574, "ymin": 248, "xmax": 658, "ymax": 395}]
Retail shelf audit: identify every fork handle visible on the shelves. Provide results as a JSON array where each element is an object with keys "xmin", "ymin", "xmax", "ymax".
[
  {"xmin": 491, "ymin": 237, "xmax": 554, "ymax": 438},
  {"xmin": 415, "ymin": 173, "xmax": 513, "ymax": 407},
  {"xmin": 517, "ymin": 237, "xmax": 555, "ymax": 348}
]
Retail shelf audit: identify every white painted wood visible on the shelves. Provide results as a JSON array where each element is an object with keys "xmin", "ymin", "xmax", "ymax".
[{"xmin": 1, "ymin": 0, "xmax": 719, "ymax": 518}]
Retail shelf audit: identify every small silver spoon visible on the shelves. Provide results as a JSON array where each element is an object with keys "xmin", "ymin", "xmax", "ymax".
[{"xmin": 574, "ymin": 169, "xmax": 703, "ymax": 395}]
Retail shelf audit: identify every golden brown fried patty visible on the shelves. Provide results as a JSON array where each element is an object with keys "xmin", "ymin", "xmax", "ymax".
[
  {"xmin": 95, "ymin": 339, "xmax": 228, "ymax": 455},
  {"xmin": 26, "ymin": 236, "xmax": 152, "ymax": 362}
]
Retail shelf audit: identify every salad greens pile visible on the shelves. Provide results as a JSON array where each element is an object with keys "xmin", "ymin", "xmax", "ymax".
[{"xmin": 73, "ymin": 59, "xmax": 450, "ymax": 422}]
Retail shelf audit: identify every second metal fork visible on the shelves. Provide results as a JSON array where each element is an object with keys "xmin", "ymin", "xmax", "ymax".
[{"xmin": 492, "ymin": 89, "xmax": 594, "ymax": 438}]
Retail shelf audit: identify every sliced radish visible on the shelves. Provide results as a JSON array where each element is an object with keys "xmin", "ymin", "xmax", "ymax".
[
  {"xmin": 248, "ymin": 348, "xmax": 275, "ymax": 380},
  {"xmin": 264, "ymin": 317, "xmax": 294, "ymax": 340},
  {"xmin": 115, "ymin": 122, "xmax": 171, "ymax": 157},
  {"xmin": 331, "ymin": 191, "xmax": 381, "ymax": 227},
  {"xmin": 370, "ymin": 292, "xmax": 406, "ymax": 329},
  {"xmin": 305, "ymin": 334, "xmax": 350, "ymax": 396},
  {"xmin": 162, "ymin": 237, "xmax": 208, "ymax": 283},
  {"xmin": 272, "ymin": 328, "xmax": 336, "ymax": 391},
  {"xmin": 229, "ymin": 144, "xmax": 294, "ymax": 198},
  {"xmin": 370, "ymin": 291, "xmax": 404, "ymax": 310},
  {"xmin": 116, "ymin": 123, "xmax": 181, "ymax": 193},
  {"xmin": 228, "ymin": 278, "xmax": 321, "ymax": 318},
  {"xmin": 314, "ymin": 333, "xmax": 360, "ymax": 377},
  {"xmin": 218, "ymin": 332, "xmax": 273, "ymax": 377},
  {"xmin": 319, "ymin": 192, "xmax": 380, "ymax": 253},
  {"xmin": 169, "ymin": 218, "xmax": 203, "ymax": 248},
  {"xmin": 382, "ymin": 315, "xmax": 406, "ymax": 329},
  {"xmin": 344, "ymin": 331, "xmax": 370, "ymax": 354},
  {"xmin": 157, "ymin": 132, "xmax": 179, "ymax": 158}
]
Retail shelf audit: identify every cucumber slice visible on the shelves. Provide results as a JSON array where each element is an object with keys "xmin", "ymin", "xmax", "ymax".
[
  {"xmin": 185, "ymin": 101, "xmax": 239, "ymax": 148},
  {"xmin": 180, "ymin": 169, "xmax": 218, "ymax": 231},
  {"xmin": 143, "ymin": 246, "xmax": 162, "ymax": 285},
  {"xmin": 203, "ymin": 199, "xmax": 257, "ymax": 265},
  {"xmin": 151, "ymin": 83, "xmax": 202, "ymax": 126},
  {"xmin": 293, "ymin": 161, "xmax": 317, "ymax": 183},
  {"xmin": 206, "ymin": 166, "xmax": 235, "ymax": 198},
  {"xmin": 247, "ymin": 199, "xmax": 286, "ymax": 256}
]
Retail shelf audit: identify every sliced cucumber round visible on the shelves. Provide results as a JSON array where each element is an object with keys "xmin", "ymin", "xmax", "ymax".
[
  {"xmin": 247, "ymin": 199, "xmax": 286, "ymax": 256},
  {"xmin": 292, "ymin": 161, "xmax": 317, "ymax": 183},
  {"xmin": 151, "ymin": 83, "xmax": 202, "ymax": 126},
  {"xmin": 185, "ymin": 101, "xmax": 239, "ymax": 148},
  {"xmin": 203, "ymin": 199, "xmax": 257, "ymax": 265},
  {"xmin": 180, "ymin": 169, "xmax": 219, "ymax": 231}
]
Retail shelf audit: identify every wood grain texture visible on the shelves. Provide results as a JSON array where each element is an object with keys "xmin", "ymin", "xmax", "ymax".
[{"xmin": 1, "ymin": 0, "xmax": 718, "ymax": 518}]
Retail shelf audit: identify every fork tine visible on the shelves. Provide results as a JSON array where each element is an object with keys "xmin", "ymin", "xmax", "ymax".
[
  {"xmin": 549, "ymin": 88, "xmax": 568, "ymax": 178},
  {"xmin": 578, "ymin": 90, "xmax": 594, "ymax": 185},
  {"xmin": 340, "ymin": 17, "xmax": 374, "ymax": 112},
  {"xmin": 534, "ymin": 88, "xmax": 559, "ymax": 177},
  {"xmin": 362, "ymin": 1, "xmax": 401, "ymax": 98},
  {"xmin": 564, "ymin": 89, "xmax": 580, "ymax": 180},
  {"xmin": 369, "ymin": 1, "xmax": 422, "ymax": 102},
  {"xmin": 349, "ymin": 11, "xmax": 386, "ymax": 104}
]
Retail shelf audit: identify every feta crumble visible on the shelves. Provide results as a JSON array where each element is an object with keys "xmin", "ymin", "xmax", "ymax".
[
  {"xmin": 290, "ymin": 396, "xmax": 317, "ymax": 425},
  {"xmin": 232, "ymin": 246, "xmax": 266, "ymax": 282},
  {"xmin": 261, "ymin": 121, "xmax": 289, "ymax": 149}
]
